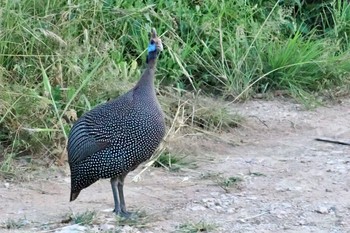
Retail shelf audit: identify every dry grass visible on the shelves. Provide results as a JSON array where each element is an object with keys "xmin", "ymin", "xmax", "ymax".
[{"xmin": 133, "ymin": 89, "xmax": 241, "ymax": 181}]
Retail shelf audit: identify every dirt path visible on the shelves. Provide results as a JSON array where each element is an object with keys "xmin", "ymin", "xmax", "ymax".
[{"xmin": 1, "ymin": 99, "xmax": 349, "ymax": 232}]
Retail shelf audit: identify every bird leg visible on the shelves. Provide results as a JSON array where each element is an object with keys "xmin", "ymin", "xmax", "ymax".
[
  {"xmin": 110, "ymin": 177, "xmax": 121, "ymax": 214},
  {"xmin": 110, "ymin": 176, "xmax": 131, "ymax": 218},
  {"xmin": 117, "ymin": 175, "xmax": 132, "ymax": 218}
]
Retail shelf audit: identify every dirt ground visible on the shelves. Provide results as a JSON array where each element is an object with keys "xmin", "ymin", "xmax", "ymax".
[{"xmin": 0, "ymin": 99, "xmax": 349, "ymax": 233}]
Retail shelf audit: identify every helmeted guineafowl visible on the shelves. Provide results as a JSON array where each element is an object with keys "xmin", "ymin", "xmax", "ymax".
[{"xmin": 67, "ymin": 28, "xmax": 165, "ymax": 217}]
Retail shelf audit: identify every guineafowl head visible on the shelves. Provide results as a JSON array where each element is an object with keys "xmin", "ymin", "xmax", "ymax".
[{"xmin": 147, "ymin": 28, "xmax": 163, "ymax": 62}]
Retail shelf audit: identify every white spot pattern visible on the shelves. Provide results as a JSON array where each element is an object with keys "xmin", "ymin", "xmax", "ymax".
[{"xmin": 68, "ymin": 77, "xmax": 165, "ymax": 194}]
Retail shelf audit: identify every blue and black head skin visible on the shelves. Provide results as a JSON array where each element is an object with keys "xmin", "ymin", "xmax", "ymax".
[{"xmin": 147, "ymin": 28, "xmax": 163, "ymax": 63}]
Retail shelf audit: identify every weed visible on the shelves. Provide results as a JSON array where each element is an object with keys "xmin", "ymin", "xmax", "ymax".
[
  {"xmin": 219, "ymin": 176, "xmax": 243, "ymax": 189},
  {"xmin": 2, "ymin": 218, "xmax": 30, "ymax": 229},
  {"xmin": 177, "ymin": 220, "xmax": 216, "ymax": 233},
  {"xmin": 161, "ymin": 90, "xmax": 244, "ymax": 133},
  {"xmin": 71, "ymin": 210, "xmax": 97, "ymax": 226},
  {"xmin": 200, "ymin": 172, "xmax": 220, "ymax": 180},
  {"xmin": 249, "ymin": 171, "xmax": 266, "ymax": 177},
  {"xmin": 153, "ymin": 150, "xmax": 190, "ymax": 172},
  {"xmin": 191, "ymin": 102, "xmax": 243, "ymax": 132},
  {"xmin": 115, "ymin": 210, "xmax": 149, "ymax": 228},
  {"xmin": 201, "ymin": 172, "xmax": 243, "ymax": 192},
  {"xmin": 0, "ymin": 153, "xmax": 16, "ymax": 177}
]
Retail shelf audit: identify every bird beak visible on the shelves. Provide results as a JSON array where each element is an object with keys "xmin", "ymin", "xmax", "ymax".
[{"xmin": 157, "ymin": 39, "xmax": 163, "ymax": 52}]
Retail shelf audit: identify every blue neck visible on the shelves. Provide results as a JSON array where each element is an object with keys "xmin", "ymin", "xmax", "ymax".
[{"xmin": 146, "ymin": 42, "xmax": 158, "ymax": 68}]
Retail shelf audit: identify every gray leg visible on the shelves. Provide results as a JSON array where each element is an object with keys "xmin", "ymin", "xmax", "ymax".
[
  {"xmin": 110, "ymin": 177, "xmax": 120, "ymax": 213},
  {"xmin": 117, "ymin": 175, "xmax": 132, "ymax": 217}
]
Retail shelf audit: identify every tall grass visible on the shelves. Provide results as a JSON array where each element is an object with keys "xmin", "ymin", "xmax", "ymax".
[{"xmin": 0, "ymin": 0, "xmax": 349, "ymax": 163}]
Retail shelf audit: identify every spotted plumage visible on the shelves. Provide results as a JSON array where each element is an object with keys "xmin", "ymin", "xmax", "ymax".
[{"xmin": 67, "ymin": 28, "xmax": 165, "ymax": 217}]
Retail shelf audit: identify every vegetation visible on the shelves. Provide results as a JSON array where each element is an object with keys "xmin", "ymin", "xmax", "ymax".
[
  {"xmin": 71, "ymin": 210, "xmax": 97, "ymax": 226},
  {"xmin": 153, "ymin": 150, "xmax": 192, "ymax": 171},
  {"xmin": 0, "ymin": 0, "xmax": 349, "ymax": 165},
  {"xmin": 1, "ymin": 218, "xmax": 30, "ymax": 229},
  {"xmin": 177, "ymin": 220, "xmax": 216, "ymax": 233},
  {"xmin": 201, "ymin": 172, "xmax": 243, "ymax": 192},
  {"xmin": 115, "ymin": 210, "xmax": 149, "ymax": 228}
]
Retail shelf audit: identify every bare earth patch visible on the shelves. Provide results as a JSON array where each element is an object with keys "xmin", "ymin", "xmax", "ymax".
[{"xmin": 1, "ymin": 99, "xmax": 349, "ymax": 232}]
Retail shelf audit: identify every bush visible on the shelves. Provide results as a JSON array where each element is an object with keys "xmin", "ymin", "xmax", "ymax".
[{"xmin": 0, "ymin": 0, "xmax": 349, "ymax": 160}]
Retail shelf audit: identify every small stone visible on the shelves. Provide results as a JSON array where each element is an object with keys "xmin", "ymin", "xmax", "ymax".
[
  {"xmin": 4, "ymin": 182, "xmax": 9, "ymax": 188},
  {"xmin": 215, "ymin": 199, "xmax": 223, "ymax": 206},
  {"xmin": 55, "ymin": 224, "xmax": 87, "ymax": 233},
  {"xmin": 101, "ymin": 208, "xmax": 114, "ymax": 213},
  {"xmin": 189, "ymin": 205, "xmax": 206, "ymax": 211},
  {"xmin": 237, "ymin": 219, "xmax": 246, "ymax": 223},
  {"xmin": 275, "ymin": 187, "xmax": 290, "ymax": 192},
  {"xmin": 121, "ymin": 225, "xmax": 141, "ymax": 233},
  {"xmin": 281, "ymin": 202, "xmax": 292, "ymax": 208},
  {"xmin": 336, "ymin": 167, "xmax": 347, "ymax": 174},
  {"xmin": 210, "ymin": 192, "xmax": 220, "ymax": 196},
  {"xmin": 279, "ymin": 210, "xmax": 287, "ymax": 215},
  {"xmin": 299, "ymin": 219, "xmax": 307, "ymax": 225},
  {"xmin": 99, "ymin": 224, "xmax": 114, "ymax": 231},
  {"xmin": 315, "ymin": 206, "xmax": 329, "ymax": 214}
]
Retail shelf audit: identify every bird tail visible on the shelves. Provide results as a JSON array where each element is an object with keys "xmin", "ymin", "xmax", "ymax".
[{"xmin": 70, "ymin": 190, "xmax": 81, "ymax": 202}]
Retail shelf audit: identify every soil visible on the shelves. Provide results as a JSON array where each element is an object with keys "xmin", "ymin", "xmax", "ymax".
[{"xmin": 0, "ymin": 99, "xmax": 349, "ymax": 233}]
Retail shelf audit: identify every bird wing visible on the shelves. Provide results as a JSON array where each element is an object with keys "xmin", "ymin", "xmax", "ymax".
[
  {"xmin": 67, "ymin": 115, "xmax": 111, "ymax": 164},
  {"xmin": 67, "ymin": 92, "xmax": 134, "ymax": 164}
]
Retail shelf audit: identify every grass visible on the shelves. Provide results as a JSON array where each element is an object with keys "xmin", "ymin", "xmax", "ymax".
[
  {"xmin": 160, "ymin": 89, "xmax": 244, "ymax": 132},
  {"xmin": 0, "ymin": 0, "xmax": 350, "ymax": 163},
  {"xmin": 153, "ymin": 150, "xmax": 190, "ymax": 172},
  {"xmin": 60, "ymin": 210, "xmax": 148, "ymax": 231},
  {"xmin": 114, "ymin": 210, "xmax": 149, "ymax": 228},
  {"xmin": 0, "ymin": 153, "xmax": 17, "ymax": 177},
  {"xmin": 249, "ymin": 171, "xmax": 266, "ymax": 177},
  {"xmin": 71, "ymin": 210, "xmax": 97, "ymax": 226},
  {"xmin": 177, "ymin": 221, "xmax": 216, "ymax": 233},
  {"xmin": 1, "ymin": 218, "xmax": 30, "ymax": 229},
  {"xmin": 219, "ymin": 176, "xmax": 243, "ymax": 189},
  {"xmin": 201, "ymin": 172, "xmax": 243, "ymax": 192}
]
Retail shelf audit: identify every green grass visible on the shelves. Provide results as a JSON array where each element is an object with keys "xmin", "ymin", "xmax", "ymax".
[
  {"xmin": 249, "ymin": 171, "xmax": 266, "ymax": 177},
  {"xmin": 177, "ymin": 221, "xmax": 216, "ymax": 233},
  {"xmin": 115, "ymin": 210, "xmax": 149, "ymax": 228},
  {"xmin": 219, "ymin": 176, "xmax": 243, "ymax": 189},
  {"xmin": 201, "ymin": 172, "xmax": 243, "ymax": 192},
  {"xmin": 153, "ymin": 150, "xmax": 192, "ymax": 171},
  {"xmin": 0, "ymin": 0, "xmax": 350, "ymax": 162},
  {"xmin": 1, "ymin": 218, "xmax": 30, "ymax": 229},
  {"xmin": 0, "ymin": 153, "xmax": 16, "ymax": 176},
  {"xmin": 71, "ymin": 210, "xmax": 97, "ymax": 226}
]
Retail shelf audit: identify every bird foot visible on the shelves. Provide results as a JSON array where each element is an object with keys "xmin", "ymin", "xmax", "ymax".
[{"xmin": 113, "ymin": 209, "xmax": 132, "ymax": 218}]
